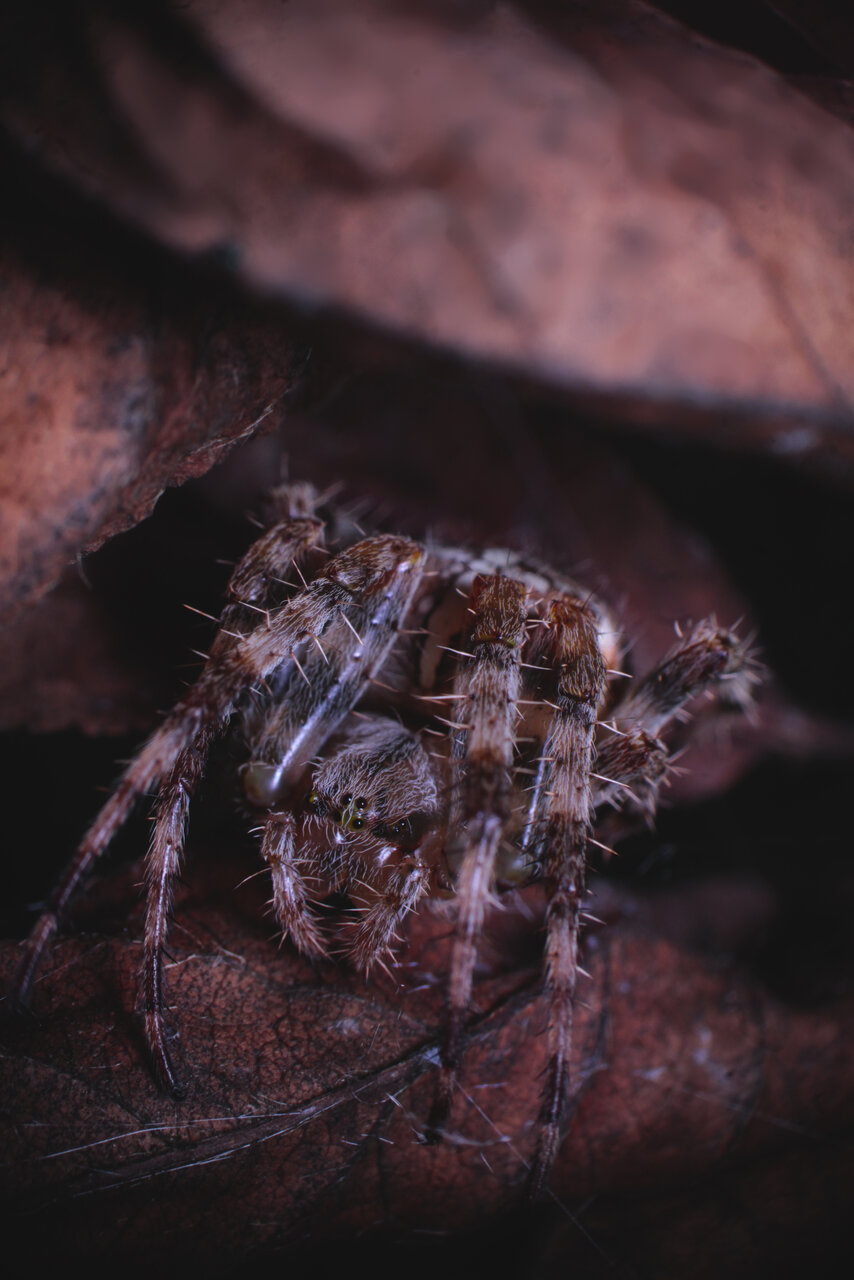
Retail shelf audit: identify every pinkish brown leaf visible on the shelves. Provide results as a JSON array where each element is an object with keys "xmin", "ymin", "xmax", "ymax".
[
  {"xmin": 1, "ymin": 860, "xmax": 851, "ymax": 1267},
  {"xmin": 0, "ymin": 198, "xmax": 301, "ymax": 624},
  {"xmin": 5, "ymin": 1, "xmax": 854, "ymax": 472}
]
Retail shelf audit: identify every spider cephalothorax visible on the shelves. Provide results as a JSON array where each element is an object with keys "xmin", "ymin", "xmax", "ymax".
[{"xmin": 13, "ymin": 481, "xmax": 760, "ymax": 1197}]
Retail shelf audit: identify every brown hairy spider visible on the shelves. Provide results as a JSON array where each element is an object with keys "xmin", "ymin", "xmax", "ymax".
[{"xmin": 13, "ymin": 481, "xmax": 760, "ymax": 1198}]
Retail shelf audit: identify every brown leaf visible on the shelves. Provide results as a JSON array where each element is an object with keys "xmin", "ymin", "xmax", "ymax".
[
  {"xmin": 4, "ymin": 0, "xmax": 854, "ymax": 473},
  {"xmin": 2, "ymin": 862, "xmax": 851, "ymax": 1267},
  {"xmin": 0, "ymin": 157, "xmax": 302, "ymax": 624},
  {"xmin": 2, "ymin": 6, "xmax": 853, "ymax": 1273}
]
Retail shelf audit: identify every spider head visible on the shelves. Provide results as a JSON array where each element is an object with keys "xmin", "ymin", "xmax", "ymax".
[
  {"xmin": 305, "ymin": 784, "xmax": 433, "ymax": 855},
  {"xmin": 304, "ymin": 718, "xmax": 439, "ymax": 852}
]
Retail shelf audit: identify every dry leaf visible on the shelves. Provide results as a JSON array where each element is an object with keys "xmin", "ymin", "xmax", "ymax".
[
  {"xmin": 4, "ymin": 0, "xmax": 854, "ymax": 473},
  {"xmin": 2, "ymin": 4, "xmax": 854, "ymax": 1275},
  {"xmin": 0, "ymin": 157, "xmax": 302, "ymax": 623},
  {"xmin": 2, "ymin": 861, "xmax": 851, "ymax": 1268}
]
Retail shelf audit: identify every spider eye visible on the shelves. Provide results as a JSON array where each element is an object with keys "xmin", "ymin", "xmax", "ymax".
[
  {"xmin": 351, "ymin": 818, "xmax": 364, "ymax": 830},
  {"xmin": 355, "ymin": 797, "xmax": 367, "ymax": 809},
  {"xmin": 342, "ymin": 793, "xmax": 353, "ymax": 805}
]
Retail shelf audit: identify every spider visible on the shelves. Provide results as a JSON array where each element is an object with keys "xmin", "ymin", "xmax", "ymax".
[{"xmin": 12, "ymin": 480, "xmax": 760, "ymax": 1198}]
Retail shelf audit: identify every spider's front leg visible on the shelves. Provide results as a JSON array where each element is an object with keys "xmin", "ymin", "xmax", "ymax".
[
  {"xmin": 143, "ymin": 535, "xmax": 425, "ymax": 1091},
  {"xmin": 427, "ymin": 573, "xmax": 528, "ymax": 1141},
  {"xmin": 523, "ymin": 597, "xmax": 606, "ymax": 1200},
  {"xmin": 12, "ymin": 508, "xmax": 326, "ymax": 1014}
]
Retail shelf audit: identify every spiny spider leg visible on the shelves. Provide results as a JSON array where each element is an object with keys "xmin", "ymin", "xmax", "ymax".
[
  {"xmin": 12, "ymin": 513, "xmax": 325, "ymax": 1011},
  {"xmin": 518, "ymin": 616, "xmax": 757, "ymax": 1191},
  {"xmin": 140, "ymin": 536, "xmax": 424, "ymax": 1091},
  {"xmin": 614, "ymin": 619, "xmax": 758, "ymax": 735},
  {"xmin": 144, "ymin": 731, "xmax": 214, "ymax": 1093},
  {"xmin": 348, "ymin": 856, "xmax": 434, "ymax": 970},
  {"xmin": 523, "ymin": 597, "xmax": 606, "ymax": 1200},
  {"xmin": 592, "ymin": 727, "xmax": 669, "ymax": 819},
  {"xmin": 261, "ymin": 812, "xmax": 326, "ymax": 960},
  {"xmin": 427, "ymin": 573, "xmax": 527, "ymax": 1141},
  {"xmin": 591, "ymin": 622, "xmax": 759, "ymax": 823},
  {"xmin": 214, "ymin": 500, "xmax": 326, "ymax": 642}
]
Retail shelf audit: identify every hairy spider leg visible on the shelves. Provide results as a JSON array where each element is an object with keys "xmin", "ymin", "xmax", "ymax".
[
  {"xmin": 511, "ymin": 615, "xmax": 760, "ymax": 1190},
  {"xmin": 144, "ymin": 730, "xmax": 214, "ymax": 1095},
  {"xmin": 216, "ymin": 514, "xmax": 327, "ymax": 643},
  {"xmin": 591, "ymin": 727, "xmax": 669, "ymax": 819},
  {"xmin": 614, "ymin": 619, "xmax": 759, "ymax": 736},
  {"xmin": 261, "ymin": 812, "xmax": 327, "ymax": 959},
  {"xmin": 141, "ymin": 535, "xmax": 425, "ymax": 1091},
  {"xmin": 11, "ymin": 514, "xmax": 325, "ymax": 1012},
  {"xmin": 590, "ymin": 622, "xmax": 759, "ymax": 822},
  {"xmin": 427, "ymin": 573, "xmax": 527, "ymax": 1141},
  {"xmin": 523, "ymin": 596, "xmax": 606, "ymax": 1201},
  {"xmin": 347, "ymin": 854, "xmax": 435, "ymax": 970}
]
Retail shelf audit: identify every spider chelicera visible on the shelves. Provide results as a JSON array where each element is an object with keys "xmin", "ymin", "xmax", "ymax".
[{"xmin": 13, "ymin": 481, "xmax": 760, "ymax": 1197}]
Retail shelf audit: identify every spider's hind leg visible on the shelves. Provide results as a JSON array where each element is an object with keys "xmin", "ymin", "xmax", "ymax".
[
  {"xmin": 519, "ymin": 616, "xmax": 761, "ymax": 1193},
  {"xmin": 590, "ymin": 620, "xmax": 762, "ymax": 827},
  {"xmin": 613, "ymin": 619, "xmax": 760, "ymax": 737}
]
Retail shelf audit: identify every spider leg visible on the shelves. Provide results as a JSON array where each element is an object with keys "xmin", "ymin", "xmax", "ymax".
[
  {"xmin": 590, "ymin": 620, "xmax": 759, "ymax": 823},
  {"xmin": 427, "ymin": 573, "xmax": 527, "ymax": 1141},
  {"xmin": 613, "ymin": 618, "xmax": 759, "ymax": 736},
  {"xmin": 259, "ymin": 812, "xmax": 327, "ymax": 960},
  {"xmin": 522, "ymin": 597, "xmax": 606, "ymax": 1200},
  {"xmin": 230, "ymin": 537, "xmax": 425, "ymax": 775},
  {"xmin": 346, "ymin": 852, "xmax": 435, "ymax": 973},
  {"xmin": 143, "ymin": 732, "xmax": 213, "ymax": 1093},
  {"xmin": 12, "ymin": 513, "xmax": 325, "ymax": 1011},
  {"xmin": 592, "ymin": 727, "xmax": 669, "ymax": 821},
  {"xmin": 139, "ymin": 535, "xmax": 424, "ymax": 1091}
]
